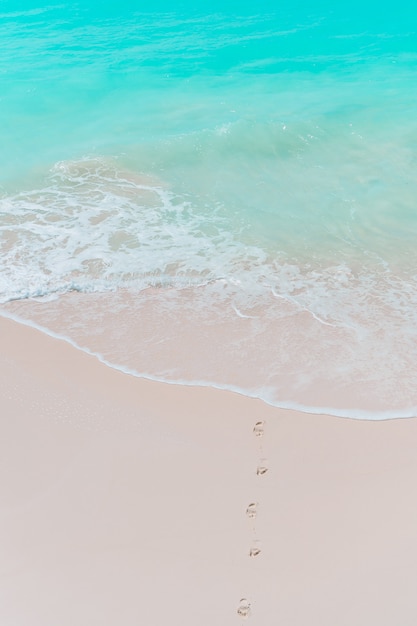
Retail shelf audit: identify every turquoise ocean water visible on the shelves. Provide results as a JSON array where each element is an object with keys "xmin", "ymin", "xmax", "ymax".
[{"xmin": 1, "ymin": 1, "xmax": 417, "ymax": 417}]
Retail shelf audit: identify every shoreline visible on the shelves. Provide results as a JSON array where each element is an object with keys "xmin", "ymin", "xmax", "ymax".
[
  {"xmin": 1, "ymin": 307, "xmax": 415, "ymax": 421},
  {"xmin": 2, "ymin": 314, "xmax": 417, "ymax": 624}
]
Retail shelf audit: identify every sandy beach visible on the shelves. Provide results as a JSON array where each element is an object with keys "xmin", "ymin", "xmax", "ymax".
[{"xmin": 1, "ymin": 314, "xmax": 417, "ymax": 625}]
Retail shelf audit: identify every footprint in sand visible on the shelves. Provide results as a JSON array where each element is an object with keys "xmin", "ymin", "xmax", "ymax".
[
  {"xmin": 256, "ymin": 463, "xmax": 268, "ymax": 476},
  {"xmin": 253, "ymin": 421, "xmax": 265, "ymax": 438},
  {"xmin": 237, "ymin": 598, "xmax": 251, "ymax": 619},
  {"xmin": 249, "ymin": 546, "xmax": 261, "ymax": 558},
  {"xmin": 246, "ymin": 502, "xmax": 258, "ymax": 519}
]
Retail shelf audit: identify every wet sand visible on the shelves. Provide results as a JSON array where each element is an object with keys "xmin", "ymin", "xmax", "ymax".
[{"xmin": 1, "ymin": 314, "xmax": 417, "ymax": 625}]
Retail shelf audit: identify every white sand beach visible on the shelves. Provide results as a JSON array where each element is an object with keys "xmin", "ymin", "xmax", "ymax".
[{"xmin": 1, "ymin": 315, "xmax": 417, "ymax": 625}]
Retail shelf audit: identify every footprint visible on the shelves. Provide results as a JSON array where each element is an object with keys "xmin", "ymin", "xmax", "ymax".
[
  {"xmin": 256, "ymin": 464, "xmax": 268, "ymax": 476},
  {"xmin": 237, "ymin": 598, "xmax": 251, "ymax": 619},
  {"xmin": 249, "ymin": 546, "xmax": 261, "ymax": 558},
  {"xmin": 246, "ymin": 502, "xmax": 258, "ymax": 519},
  {"xmin": 253, "ymin": 421, "xmax": 265, "ymax": 438}
]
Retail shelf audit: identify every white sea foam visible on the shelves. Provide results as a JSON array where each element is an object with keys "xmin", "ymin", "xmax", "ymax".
[
  {"xmin": 0, "ymin": 158, "xmax": 249, "ymax": 301},
  {"xmin": 2, "ymin": 157, "xmax": 417, "ymax": 416}
]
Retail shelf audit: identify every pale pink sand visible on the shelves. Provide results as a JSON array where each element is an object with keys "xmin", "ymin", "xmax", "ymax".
[{"xmin": 1, "ymin": 315, "xmax": 417, "ymax": 625}]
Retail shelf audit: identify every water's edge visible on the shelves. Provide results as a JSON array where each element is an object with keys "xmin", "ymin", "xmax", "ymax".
[{"xmin": 2, "ymin": 307, "xmax": 415, "ymax": 422}]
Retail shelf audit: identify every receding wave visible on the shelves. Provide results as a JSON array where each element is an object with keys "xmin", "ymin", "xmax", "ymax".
[
  {"xmin": 2, "ymin": 157, "xmax": 417, "ymax": 417},
  {"xmin": 0, "ymin": 158, "xmax": 251, "ymax": 301}
]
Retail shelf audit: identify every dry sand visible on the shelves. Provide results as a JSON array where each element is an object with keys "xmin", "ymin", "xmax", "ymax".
[{"xmin": 1, "ymin": 314, "xmax": 417, "ymax": 625}]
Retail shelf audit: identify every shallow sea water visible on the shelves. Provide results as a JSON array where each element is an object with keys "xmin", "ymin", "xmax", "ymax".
[{"xmin": 1, "ymin": 1, "xmax": 417, "ymax": 417}]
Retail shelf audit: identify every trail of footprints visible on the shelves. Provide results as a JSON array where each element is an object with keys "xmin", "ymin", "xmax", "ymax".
[{"xmin": 237, "ymin": 420, "xmax": 268, "ymax": 620}]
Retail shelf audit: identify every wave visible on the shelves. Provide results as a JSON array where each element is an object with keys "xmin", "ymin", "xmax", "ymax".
[{"xmin": 2, "ymin": 157, "xmax": 417, "ymax": 416}]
